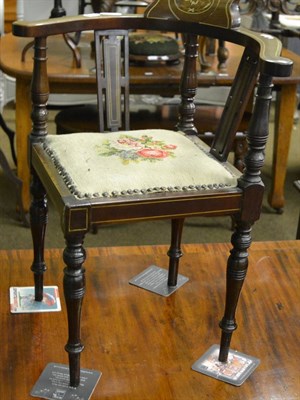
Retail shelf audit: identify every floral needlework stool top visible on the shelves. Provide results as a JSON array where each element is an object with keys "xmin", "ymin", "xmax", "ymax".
[
  {"xmin": 43, "ymin": 129, "xmax": 240, "ymax": 199},
  {"xmin": 96, "ymin": 134, "xmax": 177, "ymax": 164},
  {"xmin": 129, "ymin": 33, "xmax": 180, "ymax": 57}
]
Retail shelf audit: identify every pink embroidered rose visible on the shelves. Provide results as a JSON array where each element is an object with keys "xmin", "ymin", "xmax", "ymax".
[
  {"xmin": 137, "ymin": 149, "xmax": 169, "ymax": 159},
  {"xmin": 162, "ymin": 144, "xmax": 177, "ymax": 150},
  {"xmin": 97, "ymin": 134, "xmax": 177, "ymax": 164}
]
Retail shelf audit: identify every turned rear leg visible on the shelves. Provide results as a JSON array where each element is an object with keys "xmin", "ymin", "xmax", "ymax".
[
  {"xmin": 63, "ymin": 234, "xmax": 86, "ymax": 387},
  {"xmin": 167, "ymin": 218, "xmax": 184, "ymax": 286},
  {"xmin": 30, "ymin": 172, "xmax": 48, "ymax": 301},
  {"xmin": 219, "ymin": 221, "xmax": 252, "ymax": 362}
]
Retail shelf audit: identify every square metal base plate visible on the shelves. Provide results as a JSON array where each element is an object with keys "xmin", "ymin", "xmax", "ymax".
[
  {"xmin": 31, "ymin": 363, "xmax": 101, "ymax": 400},
  {"xmin": 192, "ymin": 344, "xmax": 260, "ymax": 386},
  {"xmin": 10, "ymin": 286, "xmax": 61, "ymax": 313},
  {"xmin": 129, "ymin": 265, "xmax": 189, "ymax": 297}
]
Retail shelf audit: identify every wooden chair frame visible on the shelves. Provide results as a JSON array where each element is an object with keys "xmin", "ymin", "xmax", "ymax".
[{"xmin": 12, "ymin": 14, "xmax": 292, "ymax": 388}]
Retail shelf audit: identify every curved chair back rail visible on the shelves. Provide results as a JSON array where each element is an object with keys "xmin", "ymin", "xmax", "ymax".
[{"xmin": 13, "ymin": 15, "xmax": 293, "ymax": 75}]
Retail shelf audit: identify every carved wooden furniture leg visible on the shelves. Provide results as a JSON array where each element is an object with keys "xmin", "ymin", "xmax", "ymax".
[
  {"xmin": 21, "ymin": 40, "xmax": 35, "ymax": 62},
  {"xmin": 16, "ymin": 78, "xmax": 32, "ymax": 214},
  {"xmin": 0, "ymin": 148, "xmax": 27, "ymax": 225},
  {"xmin": 0, "ymin": 113, "xmax": 29, "ymax": 226},
  {"xmin": 218, "ymin": 72, "xmax": 274, "ymax": 361},
  {"xmin": 63, "ymin": 234, "xmax": 86, "ymax": 388},
  {"xmin": 29, "ymin": 35, "xmax": 49, "ymax": 300},
  {"xmin": 217, "ymin": 40, "xmax": 229, "ymax": 70},
  {"xmin": 63, "ymin": 34, "xmax": 82, "ymax": 68},
  {"xmin": 30, "ymin": 172, "xmax": 48, "ymax": 301},
  {"xmin": 219, "ymin": 221, "xmax": 251, "ymax": 361},
  {"xmin": 198, "ymin": 36, "xmax": 211, "ymax": 72},
  {"xmin": 0, "ymin": 112, "xmax": 17, "ymax": 165},
  {"xmin": 167, "ymin": 218, "xmax": 184, "ymax": 286},
  {"xmin": 233, "ymin": 132, "xmax": 247, "ymax": 172},
  {"xmin": 268, "ymin": 84, "xmax": 297, "ymax": 213}
]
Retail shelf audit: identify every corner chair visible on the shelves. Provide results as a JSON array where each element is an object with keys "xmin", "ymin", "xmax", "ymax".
[{"xmin": 12, "ymin": 3, "xmax": 292, "ymax": 389}]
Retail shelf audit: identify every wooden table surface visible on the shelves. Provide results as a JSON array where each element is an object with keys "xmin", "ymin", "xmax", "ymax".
[
  {"xmin": 1, "ymin": 241, "xmax": 299, "ymax": 399},
  {"xmin": 0, "ymin": 33, "xmax": 299, "ymax": 215}
]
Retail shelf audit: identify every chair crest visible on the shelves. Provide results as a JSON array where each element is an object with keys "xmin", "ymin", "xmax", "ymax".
[{"xmin": 144, "ymin": 0, "xmax": 241, "ymax": 29}]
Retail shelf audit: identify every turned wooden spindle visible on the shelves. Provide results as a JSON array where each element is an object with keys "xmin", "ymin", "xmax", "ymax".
[
  {"xmin": 50, "ymin": 0, "xmax": 66, "ymax": 18},
  {"xmin": 30, "ymin": 174, "xmax": 48, "ymax": 301},
  {"xmin": 167, "ymin": 218, "xmax": 184, "ymax": 287},
  {"xmin": 219, "ymin": 222, "xmax": 252, "ymax": 362},
  {"xmin": 63, "ymin": 235, "xmax": 86, "ymax": 387},
  {"xmin": 176, "ymin": 33, "xmax": 198, "ymax": 136},
  {"xmin": 30, "ymin": 37, "xmax": 49, "ymax": 302}
]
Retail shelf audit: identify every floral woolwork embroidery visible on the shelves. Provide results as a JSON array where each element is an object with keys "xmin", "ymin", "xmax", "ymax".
[
  {"xmin": 95, "ymin": 134, "xmax": 177, "ymax": 164},
  {"xmin": 130, "ymin": 34, "xmax": 174, "ymax": 45}
]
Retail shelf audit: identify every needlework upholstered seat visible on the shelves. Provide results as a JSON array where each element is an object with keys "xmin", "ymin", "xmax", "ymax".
[
  {"xmin": 43, "ymin": 130, "xmax": 239, "ymax": 199},
  {"xmin": 12, "ymin": 5, "xmax": 292, "ymax": 390}
]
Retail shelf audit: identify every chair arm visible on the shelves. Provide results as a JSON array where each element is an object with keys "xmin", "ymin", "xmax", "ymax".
[
  {"xmin": 12, "ymin": 15, "xmax": 293, "ymax": 78},
  {"xmin": 237, "ymin": 27, "xmax": 293, "ymax": 77}
]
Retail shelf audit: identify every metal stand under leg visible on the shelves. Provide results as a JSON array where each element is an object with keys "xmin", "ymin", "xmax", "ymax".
[
  {"xmin": 192, "ymin": 344, "xmax": 260, "ymax": 386},
  {"xmin": 30, "ymin": 234, "xmax": 101, "ymax": 400},
  {"xmin": 192, "ymin": 223, "xmax": 260, "ymax": 385},
  {"xmin": 129, "ymin": 219, "xmax": 188, "ymax": 296}
]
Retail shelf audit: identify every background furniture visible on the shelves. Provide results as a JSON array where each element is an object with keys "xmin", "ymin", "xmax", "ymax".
[
  {"xmin": 240, "ymin": 0, "xmax": 300, "ymax": 47},
  {"xmin": 1, "ymin": 241, "xmax": 299, "ymax": 398},
  {"xmin": 240, "ymin": 0, "xmax": 299, "ymax": 29},
  {"xmin": 13, "ymin": 11, "xmax": 292, "ymax": 388},
  {"xmin": 295, "ymin": 180, "xmax": 300, "ymax": 239},
  {"xmin": 0, "ymin": 0, "xmax": 25, "ymax": 224}
]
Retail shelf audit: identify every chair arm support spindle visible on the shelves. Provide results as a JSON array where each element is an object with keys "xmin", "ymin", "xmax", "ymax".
[
  {"xmin": 238, "ymin": 73, "xmax": 274, "ymax": 223},
  {"xmin": 30, "ymin": 36, "xmax": 49, "ymax": 145},
  {"xmin": 240, "ymin": 73, "xmax": 274, "ymax": 188},
  {"xmin": 176, "ymin": 33, "xmax": 198, "ymax": 135}
]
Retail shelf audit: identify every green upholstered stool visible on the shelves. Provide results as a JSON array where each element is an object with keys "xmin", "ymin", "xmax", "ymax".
[
  {"xmin": 128, "ymin": 32, "xmax": 180, "ymax": 64},
  {"xmin": 55, "ymin": 105, "xmax": 99, "ymax": 135}
]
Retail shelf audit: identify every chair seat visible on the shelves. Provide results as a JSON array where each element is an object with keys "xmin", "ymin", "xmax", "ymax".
[{"xmin": 43, "ymin": 129, "xmax": 240, "ymax": 199}]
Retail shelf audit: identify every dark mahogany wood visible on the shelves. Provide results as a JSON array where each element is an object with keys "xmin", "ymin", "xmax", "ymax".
[
  {"xmin": 12, "ymin": 12, "xmax": 293, "ymax": 388},
  {"xmin": 176, "ymin": 33, "xmax": 198, "ymax": 135},
  {"xmin": 30, "ymin": 171, "xmax": 48, "ymax": 302},
  {"xmin": 63, "ymin": 234, "xmax": 86, "ymax": 387},
  {"xmin": 167, "ymin": 218, "xmax": 184, "ymax": 287}
]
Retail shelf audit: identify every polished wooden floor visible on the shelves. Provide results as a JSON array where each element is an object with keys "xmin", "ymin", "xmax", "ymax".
[{"xmin": 1, "ymin": 241, "xmax": 299, "ymax": 399}]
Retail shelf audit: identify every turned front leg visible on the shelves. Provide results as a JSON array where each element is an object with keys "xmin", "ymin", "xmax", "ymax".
[
  {"xmin": 167, "ymin": 218, "xmax": 184, "ymax": 286},
  {"xmin": 63, "ymin": 235, "xmax": 86, "ymax": 387},
  {"xmin": 30, "ymin": 172, "xmax": 48, "ymax": 301},
  {"xmin": 219, "ymin": 222, "xmax": 251, "ymax": 362}
]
